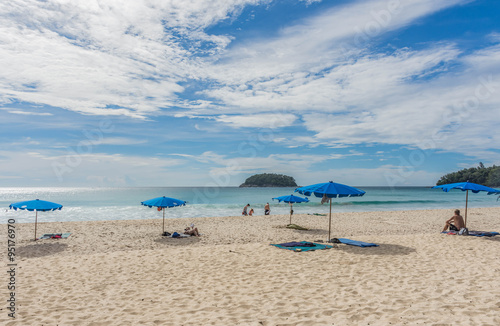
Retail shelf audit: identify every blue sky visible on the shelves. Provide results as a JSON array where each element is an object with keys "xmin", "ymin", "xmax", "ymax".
[{"xmin": 1, "ymin": 0, "xmax": 499, "ymax": 187}]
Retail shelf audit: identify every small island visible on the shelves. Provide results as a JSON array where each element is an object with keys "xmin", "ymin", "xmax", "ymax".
[{"xmin": 239, "ymin": 173, "xmax": 298, "ymax": 187}]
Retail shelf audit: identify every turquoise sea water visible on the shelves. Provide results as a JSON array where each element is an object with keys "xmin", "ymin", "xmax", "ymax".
[{"xmin": 1, "ymin": 187, "xmax": 499, "ymax": 224}]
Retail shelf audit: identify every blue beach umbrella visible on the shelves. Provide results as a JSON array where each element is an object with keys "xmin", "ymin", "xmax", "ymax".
[
  {"xmin": 432, "ymin": 182, "xmax": 500, "ymax": 227},
  {"xmin": 141, "ymin": 196, "xmax": 186, "ymax": 234},
  {"xmin": 9, "ymin": 199, "xmax": 63, "ymax": 241},
  {"xmin": 295, "ymin": 181, "xmax": 366, "ymax": 241},
  {"xmin": 272, "ymin": 194, "xmax": 309, "ymax": 224}
]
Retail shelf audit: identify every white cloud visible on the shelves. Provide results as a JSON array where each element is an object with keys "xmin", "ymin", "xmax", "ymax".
[
  {"xmin": 7, "ymin": 110, "xmax": 53, "ymax": 116},
  {"xmin": 0, "ymin": 175, "xmax": 22, "ymax": 179},
  {"xmin": 183, "ymin": 0, "xmax": 497, "ymax": 164},
  {"xmin": 0, "ymin": 0, "xmax": 468, "ymax": 119},
  {"xmin": 300, "ymin": 0, "xmax": 322, "ymax": 5},
  {"xmin": 214, "ymin": 113, "xmax": 297, "ymax": 128},
  {"xmin": 94, "ymin": 137, "xmax": 148, "ymax": 146},
  {"xmin": 180, "ymin": 150, "xmax": 364, "ymax": 181},
  {"xmin": 172, "ymin": 150, "xmax": 441, "ymax": 186},
  {"xmin": 294, "ymin": 165, "xmax": 443, "ymax": 187},
  {"xmin": 2, "ymin": 0, "xmax": 498, "ymax": 165},
  {"xmin": 0, "ymin": 149, "xmax": 186, "ymax": 186},
  {"xmin": 203, "ymin": 0, "xmax": 467, "ymax": 86},
  {"xmin": 298, "ymin": 44, "xmax": 500, "ymax": 154},
  {"xmin": 0, "ymin": 0, "xmax": 267, "ymax": 118}
]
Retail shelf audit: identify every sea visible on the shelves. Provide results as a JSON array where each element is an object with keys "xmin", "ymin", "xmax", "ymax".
[{"xmin": 1, "ymin": 186, "xmax": 499, "ymax": 224}]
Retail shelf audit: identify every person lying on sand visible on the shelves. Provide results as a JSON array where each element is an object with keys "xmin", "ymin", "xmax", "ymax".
[
  {"xmin": 184, "ymin": 225, "xmax": 200, "ymax": 237},
  {"xmin": 442, "ymin": 209, "xmax": 465, "ymax": 232}
]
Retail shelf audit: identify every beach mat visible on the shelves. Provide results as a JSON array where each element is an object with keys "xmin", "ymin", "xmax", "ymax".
[
  {"xmin": 286, "ymin": 224, "xmax": 309, "ymax": 230},
  {"xmin": 270, "ymin": 241, "xmax": 332, "ymax": 252},
  {"xmin": 442, "ymin": 231, "xmax": 499, "ymax": 237},
  {"xmin": 337, "ymin": 238, "xmax": 379, "ymax": 247},
  {"xmin": 38, "ymin": 233, "xmax": 71, "ymax": 240},
  {"xmin": 171, "ymin": 234, "xmax": 190, "ymax": 238}
]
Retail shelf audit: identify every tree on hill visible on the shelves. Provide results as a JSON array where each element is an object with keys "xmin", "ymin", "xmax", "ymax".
[
  {"xmin": 436, "ymin": 163, "xmax": 500, "ymax": 187},
  {"xmin": 239, "ymin": 173, "xmax": 298, "ymax": 187}
]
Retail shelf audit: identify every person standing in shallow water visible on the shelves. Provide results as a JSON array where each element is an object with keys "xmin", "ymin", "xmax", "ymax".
[
  {"xmin": 442, "ymin": 209, "xmax": 465, "ymax": 232},
  {"xmin": 242, "ymin": 204, "xmax": 250, "ymax": 216},
  {"xmin": 264, "ymin": 202, "xmax": 270, "ymax": 215}
]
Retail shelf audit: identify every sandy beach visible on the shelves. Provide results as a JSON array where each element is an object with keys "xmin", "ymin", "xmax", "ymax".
[{"xmin": 2, "ymin": 207, "xmax": 500, "ymax": 325}]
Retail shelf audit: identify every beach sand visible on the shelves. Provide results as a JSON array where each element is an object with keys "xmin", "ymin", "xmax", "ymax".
[{"xmin": 1, "ymin": 207, "xmax": 500, "ymax": 325}]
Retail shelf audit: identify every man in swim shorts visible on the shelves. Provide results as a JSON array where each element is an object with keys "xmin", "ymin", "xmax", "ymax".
[{"xmin": 442, "ymin": 209, "xmax": 465, "ymax": 232}]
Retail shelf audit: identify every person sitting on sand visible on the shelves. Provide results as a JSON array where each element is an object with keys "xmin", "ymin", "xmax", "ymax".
[
  {"xmin": 442, "ymin": 209, "xmax": 465, "ymax": 232},
  {"xmin": 249, "ymin": 208, "xmax": 254, "ymax": 216},
  {"xmin": 242, "ymin": 204, "xmax": 250, "ymax": 216},
  {"xmin": 184, "ymin": 224, "xmax": 200, "ymax": 237}
]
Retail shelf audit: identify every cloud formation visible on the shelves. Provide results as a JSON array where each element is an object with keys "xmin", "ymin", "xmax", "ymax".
[
  {"xmin": 0, "ymin": 0, "xmax": 266, "ymax": 118},
  {"xmin": 1, "ymin": 0, "xmax": 499, "ymax": 187}
]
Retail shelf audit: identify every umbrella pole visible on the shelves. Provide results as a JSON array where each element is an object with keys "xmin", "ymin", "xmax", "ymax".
[
  {"xmin": 328, "ymin": 199, "xmax": 332, "ymax": 241},
  {"xmin": 162, "ymin": 208, "xmax": 165, "ymax": 234},
  {"xmin": 464, "ymin": 190, "xmax": 468, "ymax": 228},
  {"xmin": 34, "ymin": 210, "xmax": 38, "ymax": 241},
  {"xmin": 289, "ymin": 204, "xmax": 292, "ymax": 225}
]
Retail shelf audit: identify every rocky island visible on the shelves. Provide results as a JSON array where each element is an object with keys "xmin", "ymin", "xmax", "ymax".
[{"xmin": 239, "ymin": 173, "xmax": 298, "ymax": 187}]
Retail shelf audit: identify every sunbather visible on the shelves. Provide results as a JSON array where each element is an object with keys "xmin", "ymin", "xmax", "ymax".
[
  {"xmin": 442, "ymin": 209, "xmax": 465, "ymax": 232},
  {"xmin": 184, "ymin": 225, "xmax": 200, "ymax": 237}
]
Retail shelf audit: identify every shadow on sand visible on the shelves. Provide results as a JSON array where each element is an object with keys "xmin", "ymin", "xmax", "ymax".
[
  {"xmin": 334, "ymin": 243, "xmax": 416, "ymax": 256},
  {"xmin": 154, "ymin": 235, "xmax": 201, "ymax": 246},
  {"xmin": 17, "ymin": 242, "xmax": 69, "ymax": 259},
  {"xmin": 480, "ymin": 236, "xmax": 500, "ymax": 242}
]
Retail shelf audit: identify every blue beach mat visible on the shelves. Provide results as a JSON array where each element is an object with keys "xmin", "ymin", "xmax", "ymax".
[
  {"xmin": 337, "ymin": 238, "xmax": 379, "ymax": 247},
  {"xmin": 270, "ymin": 241, "xmax": 332, "ymax": 252},
  {"xmin": 38, "ymin": 233, "xmax": 71, "ymax": 240},
  {"xmin": 442, "ymin": 231, "xmax": 499, "ymax": 237}
]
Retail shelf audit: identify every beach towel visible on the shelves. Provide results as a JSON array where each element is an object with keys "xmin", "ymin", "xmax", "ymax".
[
  {"xmin": 270, "ymin": 241, "xmax": 332, "ymax": 252},
  {"xmin": 442, "ymin": 231, "xmax": 499, "ymax": 237},
  {"xmin": 468, "ymin": 231, "xmax": 499, "ymax": 237},
  {"xmin": 38, "ymin": 233, "xmax": 71, "ymax": 240},
  {"xmin": 166, "ymin": 231, "xmax": 193, "ymax": 238},
  {"xmin": 279, "ymin": 241, "xmax": 316, "ymax": 247},
  {"xmin": 286, "ymin": 224, "xmax": 309, "ymax": 230},
  {"xmin": 337, "ymin": 238, "xmax": 379, "ymax": 247}
]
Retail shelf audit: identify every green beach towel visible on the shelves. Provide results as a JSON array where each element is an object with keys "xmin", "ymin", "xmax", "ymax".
[{"xmin": 286, "ymin": 224, "xmax": 309, "ymax": 230}]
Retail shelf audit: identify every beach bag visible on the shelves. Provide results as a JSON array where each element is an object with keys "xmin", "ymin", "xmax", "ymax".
[
  {"xmin": 172, "ymin": 232, "xmax": 180, "ymax": 238},
  {"xmin": 458, "ymin": 228, "xmax": 469, "ymax": 236}
]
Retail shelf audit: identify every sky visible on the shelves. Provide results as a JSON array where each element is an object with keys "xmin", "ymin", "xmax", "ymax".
[{"xmin": 1, "ymin": 0, "xmax": 499, "ymax": 187}]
